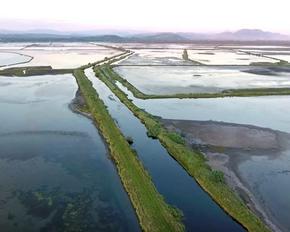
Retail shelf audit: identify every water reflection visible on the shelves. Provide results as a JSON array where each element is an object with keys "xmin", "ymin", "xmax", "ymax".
[{"xmin": 0, "ymin": 75, "xmax": 139, "ymax": 232}]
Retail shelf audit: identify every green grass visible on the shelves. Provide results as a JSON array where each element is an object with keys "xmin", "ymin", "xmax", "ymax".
[
  {"xmin": 73, "ymin": 68, "xmax": 184, "ymax": 232},
  {"xmin": 0, "ymin": 66, "xmax": 73, "ymax": 76},
  {"xmin": 95, "ymin": 64, "xmax": 271, "ymax": 232},
  {"xmin": 102, "ymin": 65, "xmax": 290, "ymax": 99}
]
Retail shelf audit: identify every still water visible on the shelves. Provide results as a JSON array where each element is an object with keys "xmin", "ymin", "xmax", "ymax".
[
  {"xmin": 117, "ymin": 82, "xmax": 290, "ymax": 133},
  {"xmin": 0, "ymin": 52, "xmax": 31, "ymax": 67},
  {"xmin": 0, "ymin": 74, "xmax": 140, "ymax": 232}
]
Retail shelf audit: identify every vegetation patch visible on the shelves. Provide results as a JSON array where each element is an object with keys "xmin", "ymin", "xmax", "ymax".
[
  {"xmin": 181, "ymin": 49, "xmax": 204, "ymax": 65},
  {"xmin": 182, "ymin": 49, "xmax": 189, "ymax": 60},
  {"xmin": 0, "ymin": 66, "xmax": 73, "ymax": 76},
  {"xmin": 17, "ymin": 188, "xmax": 108, "ymax": 232},
  {"xmin": 167, "ymin": 132, "xmax": 185, "ymax": 145},
  {"xmin": 94, "ymin": 64, "xmax": 271, "ymax": 232}
]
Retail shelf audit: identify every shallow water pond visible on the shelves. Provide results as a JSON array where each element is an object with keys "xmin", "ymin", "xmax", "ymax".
[
  {"xmin": 188, "ymin": 49, "xmax": 275, "ymax": 65},
  {"xmin": 0, "ymin": 43, "xmax": 122, "ymax": 69},
  {"xmin": 0, "ymin": 52, "xmax": 31, "ymax": 67},
  {"xmin": 114, "ymin": 65, "xmax": 290, "ymax": 94},
  {"xmin": 119, "ymin": 86, "xmax": 290, "ymax": 133},
  {"xmin": 0, "ymin": 74, "xmax": 139, "ymax": 232}
]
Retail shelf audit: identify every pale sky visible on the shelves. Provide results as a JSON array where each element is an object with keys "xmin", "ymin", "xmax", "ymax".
[{"xmin": 0, "ymin": 0, "xmax": 289, "ymax": 33}]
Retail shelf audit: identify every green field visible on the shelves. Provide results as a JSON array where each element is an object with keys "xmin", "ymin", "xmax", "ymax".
[{"xmin": 0, "ymin": 66, "xmax": 73, "ymax": 76}]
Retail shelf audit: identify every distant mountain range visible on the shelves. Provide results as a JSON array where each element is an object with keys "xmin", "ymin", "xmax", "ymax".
[
  {"xmin": 207, "ymin": 29, "xmax": 290, "ymax": 41},
  {"xmin": 0, "ymin": 29, "xmax": 289, "ymax": 42}
]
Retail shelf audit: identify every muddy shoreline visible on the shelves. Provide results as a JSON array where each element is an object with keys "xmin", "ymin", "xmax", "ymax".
[
  {"xmin": 243, "ymin": 66, "xmax": 290, "ymax": 76},
  {"xmin": 161, "ymin": 119, "xmax": 290, "ymax": 232},
  {"xmin": 69, "ymin": 88, "xmax": 93, "ymax": 119}
]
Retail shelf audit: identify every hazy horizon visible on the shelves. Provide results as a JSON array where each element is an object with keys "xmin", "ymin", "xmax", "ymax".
[
  {"xmin": 0, "ymin": 21, "xmax": 289, "ymax": 36},
  {"xmin": 1, "ymin": 0, "xmax": 290, "ymax": 34}
]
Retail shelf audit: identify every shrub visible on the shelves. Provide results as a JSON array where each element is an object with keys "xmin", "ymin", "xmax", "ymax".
[
  {"xmin": 147, "ymin": 124, "xmax": 161, "ymax": 138},
  {"xmin": 126, "ymin": 136, "xmax": 134, "ymax": 145},
  {"xmin": 167, "ymin": 132, "xmax": 185, "ymax": 145},
  {"xmin": 182, "ymin": 49, "xmax": 189, "ymax": 60},
  {"xmin": 210, "ymin": 170, "xmax": 225, "ymax": 183}
]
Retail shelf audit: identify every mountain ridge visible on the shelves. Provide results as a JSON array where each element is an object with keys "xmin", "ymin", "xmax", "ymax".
[{"xmin": 0, "ymin": 29, "xmax": 289, "ymax": 42}]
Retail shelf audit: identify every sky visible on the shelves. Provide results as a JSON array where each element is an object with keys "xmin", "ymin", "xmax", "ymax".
[{"xmin": 0, "ymin": 0, "xmax": 289, "ymax": 34}]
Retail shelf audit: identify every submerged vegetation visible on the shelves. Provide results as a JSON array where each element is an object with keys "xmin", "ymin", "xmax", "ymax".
[
  {"xmin": 16, "ymin": 188, "xmax": 115, "ymax": 232},
  {"xmin": 73, "ymin": 68, "xmax": 184, "ymax": 232},
  {"xmin": 94, "ymin": 64, "xmax": 271, "ymax": 232}
]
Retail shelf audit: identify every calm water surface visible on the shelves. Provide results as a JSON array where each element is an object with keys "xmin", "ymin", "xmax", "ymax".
[
  {"xmin": 0, "ymin": 52, "xmax": 31, "ymax": 67},
  {"xmin": 0, "ymin": 74, "xmax": 140, "ymax": 232},
  {"xmin": 117, "ymin": 82, "xmax": 290, "ymax": 133}
]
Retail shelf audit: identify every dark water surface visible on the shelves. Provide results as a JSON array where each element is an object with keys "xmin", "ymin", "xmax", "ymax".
[
  {"xmin": 86, "ymin": 68, "xmax": 244, "ymax": 232},
  {"xmin": 0, "ymin": 75, "xmax": 140, "ymax": 232}
]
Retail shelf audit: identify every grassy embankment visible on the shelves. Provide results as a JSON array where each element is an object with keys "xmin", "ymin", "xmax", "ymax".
[
  {"xmin": 94, "ymin": 64, "xmax": 271, "ymax": 232},
  {"xmin": 0, "ymin": 66, "xmax": 73, "ymax": 76},
  {"xmin": 73, "ymin": 68, "xmax": 184, "ymax": 232},
  {"xmin": 103, "ymin": 65, "xmax": 290, "ymax": 99}
]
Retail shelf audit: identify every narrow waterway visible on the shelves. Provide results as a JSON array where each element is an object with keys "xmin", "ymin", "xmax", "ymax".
[
  {"xmin": 0, "ymin": 74, "xmax": 140, "ymax": 232},
  {"xmin": 86, "ymin": 68, "xmax": 244, "ymax": 231}
]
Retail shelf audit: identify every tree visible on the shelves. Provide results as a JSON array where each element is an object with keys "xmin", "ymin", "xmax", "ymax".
[
  {"xmin": 182, "ymin": 49, "xmax": 189, "ymax": 60},
  {"xmin": 210, "ymin": 170, "xmax": 225, "ymax": 183}
]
